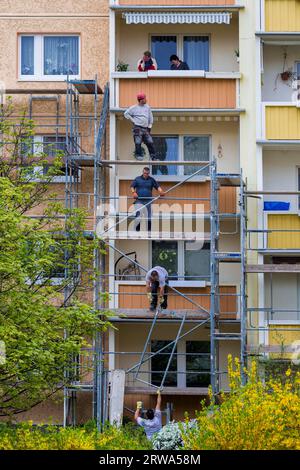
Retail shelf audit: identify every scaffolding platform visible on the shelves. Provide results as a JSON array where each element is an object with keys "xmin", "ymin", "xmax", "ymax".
[
  {"xmin": 108, "ymin": 309, "xmax": 210, "ymax": 320},
  {"xmin": 69, "ymin": 79, "xmax": 103, "ymax": 95},
  {"xmin": 246, "ymin": 264, "xmax": 300, "ymax": 273}
]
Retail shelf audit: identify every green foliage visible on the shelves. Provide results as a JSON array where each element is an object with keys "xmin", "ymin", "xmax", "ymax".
[
  {"xmin": 0, "ymin": 100, "xmax": 112, "ymax": 417},
  {"xmin": 0, "ymin": 422, "xmax": 151, "ymax": 450}
]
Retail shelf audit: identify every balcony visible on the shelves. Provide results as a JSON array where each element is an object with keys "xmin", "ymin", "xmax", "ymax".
[
  {"xmin": 111, "ymin": 6, "xmax": 240, "ymax": 110},
  {"xmin": 116, "ymin": 284, "xmax": 238, "ymax": 319},
  {"xmin": 114, "ymin": 72, "xmax": 239, "ymax": 109}
]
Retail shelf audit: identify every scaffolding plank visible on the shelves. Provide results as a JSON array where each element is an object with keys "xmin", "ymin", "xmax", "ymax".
[
  {"xmin": 246, "ymin": 264, "xmax": 300, "ymax": 273},
  {"xmin": 108, "ymin": 309, "xmax": 209, "ymax": 320}
]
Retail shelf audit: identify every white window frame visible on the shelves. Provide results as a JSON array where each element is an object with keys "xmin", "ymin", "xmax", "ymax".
[
  {"xmin": 30, "ymin": 135, "xmax": 81, "ymax": 183},
  {"xmin": 149, "ymin": 33, "xmax": 211, "ymax": 71},
  {"xmin": 19, "ymin": 34, "xmax": 80, "ymax": 81},
  {"xmin": 150, "ymin": 240, "xmax": 210, "ymax": 283},
  {"xmin": 151, "ymin": 134, "xmax": 211, "ymax": 182}
]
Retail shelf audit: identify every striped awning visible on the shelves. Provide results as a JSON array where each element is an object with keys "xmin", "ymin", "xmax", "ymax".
[{"xmin": 122, "ymin": 12, "xmax": 232, "ymax": 25}]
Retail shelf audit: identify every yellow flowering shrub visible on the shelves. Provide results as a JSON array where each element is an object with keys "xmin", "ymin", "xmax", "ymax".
[
  {"xmin": 0, "ymin": 422, "xmax": 151, "ymax": 450},
  {"xmin": 182, "ymin": 356, "xmax": 300, "ymax": 450}
]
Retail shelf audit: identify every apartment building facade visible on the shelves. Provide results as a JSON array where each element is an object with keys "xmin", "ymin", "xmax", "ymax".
[{"xmin": 0, "ymin": 0, "xmax": 299, "ymax": 425}]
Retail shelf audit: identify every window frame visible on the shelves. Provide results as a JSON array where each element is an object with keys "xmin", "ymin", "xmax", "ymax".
[
  {"xmin": 19, "ymin": 34, "xmax": 80, "ymax": 81},
  {"xmin": 150, "ymin": 134, "xmax": 211, "ymax": 181},
  {"xmin": 151, "ymin": 240, "xmax": 210, "ymax": 283},
  {"xmin": 150, "ymin": 339, "xmax": 211, "ymax": 389},
  {"xmin": 28, "ymin": 135, "xmax": 81, "ymax": 183},
  {"xmin": 149, "ymin": 33, "xmax": 211, "ymax": 71}
]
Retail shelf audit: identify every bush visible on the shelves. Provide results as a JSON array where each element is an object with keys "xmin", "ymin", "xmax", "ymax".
[
  {"xmin": 0, "ymin": 422, "xmax": 151, "ymax": 450},
  {"xmin": 182, "ymin": 356, "xmax": 300, "ymax": 450},
  {"xmin": 152, "ymin": 420, "xmax": 198, "ymax": 450}
]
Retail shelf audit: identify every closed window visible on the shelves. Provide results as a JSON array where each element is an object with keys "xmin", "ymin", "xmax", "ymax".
[
  {"xmin": 20, "ymin": 35, "xmax": 80, "ymax": 80},
  {"xmin": 151, "ymin": 36, "xmax": 177, "ymax": 70},
  {"xmin": 150, "ymin": 135, "xmax": 210, "ymax": 178},
  {"xmin": 186, "ymin": 341, "xmax": 210, "ymax": 387},
  {"xmin": 152, "ymin": 241, "xmax": 210, "ymax": 281},
  {"xmin": 151, "ymin": 35, "xmax": 209, "ymax": 71},
  {"xmin": 151, "ymin": 340, "xmax": 177, "ymax": 387},
  {"xmin": 152, "ymin": 136, "xmax": 178, "ymax": 176}
]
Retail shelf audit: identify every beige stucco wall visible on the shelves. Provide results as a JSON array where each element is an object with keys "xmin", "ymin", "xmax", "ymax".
[{"xmin": 0, "ymin": 3, "xmax": 109, "ymax": 91}]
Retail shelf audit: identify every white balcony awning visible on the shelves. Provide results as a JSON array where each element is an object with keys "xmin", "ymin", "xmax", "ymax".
[{"xmin": 122, "ymin": 12, "xmax": 232, "ymax": 25}]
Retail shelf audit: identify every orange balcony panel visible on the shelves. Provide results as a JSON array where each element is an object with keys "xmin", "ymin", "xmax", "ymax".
[
  {"xmin": 119, "ymin": 180, "xmax": 237, "ymax": 214},
  {"xmin": 118, "ymin": 285, "xmax": 237, "ymax": 318},
  {"xmin": 119, "ymin": 0, "xmax": 235, "ymax": 5},
  {"xmin": 119, "ymin": 78, "xmax": 236, "ymax": 109}
]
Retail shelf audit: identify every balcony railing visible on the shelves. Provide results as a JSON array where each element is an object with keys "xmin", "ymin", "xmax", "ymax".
[{"xmin": 113, "ymin": 72, "xmax": 240, "ymax": 109}]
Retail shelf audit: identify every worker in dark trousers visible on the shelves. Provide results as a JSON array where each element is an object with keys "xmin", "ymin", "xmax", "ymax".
[
  {"xmin": 124, "ymin": 92, "xmax": 156, "ymax": 160},
  {"xmin": 146, "ymin": 266, "xmax": 169, "ymax": 312},
  {"xmin": 130, "ymin": 167, "xmax": 164, "ymax": 232}
]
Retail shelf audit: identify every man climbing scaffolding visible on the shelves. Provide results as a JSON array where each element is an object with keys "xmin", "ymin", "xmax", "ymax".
[
  {"xmin": 146, "ymin": 266, "xmax": 169, "ymax": 312},
  {"xmin": 124, "ymin": 92, "xmax": 156, "ymax": 160},
  {"xmin": 130, "ymin": 167, "xmax": 164, "ymax": 232},
  {"xmin": 135, "ymin": 390, "xmax": 162, "ymax": 440}
]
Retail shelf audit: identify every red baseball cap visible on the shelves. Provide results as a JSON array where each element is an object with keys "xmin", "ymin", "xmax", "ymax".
[{"xmin": 137, "ymin": 92, "xmax": 146, "ymax": 100}]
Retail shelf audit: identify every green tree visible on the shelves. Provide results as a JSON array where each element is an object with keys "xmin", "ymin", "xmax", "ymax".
[{"xmin": 0, "ymin": 99, "xmax": 111, "ymax": 417}]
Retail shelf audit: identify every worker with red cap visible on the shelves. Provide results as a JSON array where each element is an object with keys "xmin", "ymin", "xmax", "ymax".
[{"xmin": 124, "ymin": 92, "xmax": 156, "ymax": 160}]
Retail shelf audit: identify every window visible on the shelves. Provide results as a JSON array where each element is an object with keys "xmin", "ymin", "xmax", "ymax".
[
  {"xmin": 184, "ymin": 136, "xmax": 210, "ymax": 176},
  {"xmin": 183, "ymin": 36, "xmax": 209, "ymax": 71},
  {"xmin": 151, "ymin": 36, "xmax": 177, "ymax": 70},
  {"xmin": 151, "ymin": 135, "xmax": 210, "ymax": 178},
  {"xmin": 152, "ymin": 241, "xmax": 210, "ymax": 281},
  {"xmin": 152, "ymin": 136, "xmax": 178, "ymax": 176},
  {"xmin": 151, "ymin": 340, "xmax": 177, "ymax": 387},
  {"xmin": 151, "ymin": 35, "xmax": 209, "ymax": 71},
  {"xmin": 42, "ymin": 136, "xmax": 66, "ymax": 157},
  {"xmin": 152, "ymin": 241, "xmax": 178, "ymax": 279},
  {"xmin": 186, "ymin": 341, "xmax": 210, "ymax": 387},
  {"xmin": 150, "ymin": 340, "xmax": 210, "ymax": 389},
  {"xmin": 20, "ymin": 35, "xmax": 80, "ymax": 80}
]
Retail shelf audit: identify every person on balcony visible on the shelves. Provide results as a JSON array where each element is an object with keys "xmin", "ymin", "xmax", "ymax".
[
  {"xmin": 130, "ymin": 167, "xmax": 164, "ymax": 232},
  {"xmin": 137, "ymin": 51, "xmax": 158, "ymax": 72},
  {"xmin": 170, "ymin": 54, "xmax": 190, "ymax": 71},
  {"xmin": 146, "ymin": 265, "xmax": 169, "ymax": 312},
  {"xmin": 124, "ymin": 92, "xmax": 156, "ymax": 161},
  {"xmin": 135, "ymin": 390, "xmax": 162, "ymax": 440}
]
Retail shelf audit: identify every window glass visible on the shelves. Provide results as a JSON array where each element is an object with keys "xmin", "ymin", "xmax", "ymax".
[
  {"xmin": 152, "ymin": 136, "xmax": 178, "ymax": 176},
  {"xmin": 152, "ymin": 241, "xmax": 178, "ymax": 280},
  {"xmin": 21, "ymin": 36, "xmax": 34, "ymax": 75},
  {"xmin": 151, "ymin": 36, "xmax": 177, "ymax": 70},
  {"xmin": 44, "ymin": 36, "xmax": 79, "ymax": 75},
  {"xmin": 183, "ymin": 36, "xmax": 209, "ymax": 71},
  {"xmin": 184, "ymin": 136, "xmax": 210, "ymax": 176},
  {"xmin": 43, "ymin": 136, "xmax": 66, "ymax": 157},
  {"xmin": 151, "ymin": 340, "xmax": 177, "ymax": 387},
  {"xmin": 185, "ymin": 241, "xmax": 210, "ymax": 280},
  {"xmin": 186, "ymin": 341, "xmax": 210, "ymax": 387}
]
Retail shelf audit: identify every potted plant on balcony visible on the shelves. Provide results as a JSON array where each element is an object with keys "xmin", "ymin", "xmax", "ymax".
[{"xmin": 116, "ymin": 61, "xmax": 129, "ymax": 72}]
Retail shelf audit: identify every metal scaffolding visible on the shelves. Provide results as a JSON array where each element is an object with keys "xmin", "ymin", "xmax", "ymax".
[{"xmin": 8, "ymin": 78, "xmax": 300, "ymax": 430}]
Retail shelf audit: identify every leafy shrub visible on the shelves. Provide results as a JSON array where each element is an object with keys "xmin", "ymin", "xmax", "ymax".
[
  {"xmin": 152, "ymin": 420, "xmax": 198, "ymax": 450},
  {"xmin": 0, "ymin": 422, "xmax": 151, "ymax": 450},
  {"xmin": 182, "ymin": 356, "xmax": 300, "ymax": 450}
]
